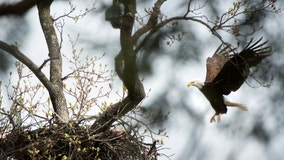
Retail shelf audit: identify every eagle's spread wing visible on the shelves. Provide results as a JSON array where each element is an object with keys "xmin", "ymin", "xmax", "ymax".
[
  {"xmin": 205, "ymin": 53, "xmax": 229, "ymax": 82},
  {"xmin": 239, "ymin": 38, "xmax": 272, "ymax": 67},
  {"xmin": 208, "ymin": 38, "xmax": 272, "ymax": 94}
]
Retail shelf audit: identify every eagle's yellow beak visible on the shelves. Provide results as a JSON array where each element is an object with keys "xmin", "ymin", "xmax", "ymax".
[{"xmin": 187, "ymin": 82, "xmax": 194, "ymax": 87}]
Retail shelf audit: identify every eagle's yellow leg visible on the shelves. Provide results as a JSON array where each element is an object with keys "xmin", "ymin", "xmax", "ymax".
[{"xmin": 210, "ymin": 113, "xmax": 222, "ymax": 123}]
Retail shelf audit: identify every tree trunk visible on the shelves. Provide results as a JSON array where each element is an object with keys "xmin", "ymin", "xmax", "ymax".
[
  {"xmin": 91, "ymin": 1, "xmax": 146, "ymax": 133},
  {"xmin": 37, "ymin": 0, "xmax": 69, "ymax": 123}
]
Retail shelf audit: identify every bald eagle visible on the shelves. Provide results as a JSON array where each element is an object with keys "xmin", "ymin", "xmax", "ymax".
[{"xmin": 187, "ymin": 38, "xmax": 272, "ymax": 123}]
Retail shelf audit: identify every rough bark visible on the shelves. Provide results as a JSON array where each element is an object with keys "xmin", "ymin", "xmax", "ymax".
[{"xmin": 37, "ymin": 0, "xmax": 69, "ymax": 123}]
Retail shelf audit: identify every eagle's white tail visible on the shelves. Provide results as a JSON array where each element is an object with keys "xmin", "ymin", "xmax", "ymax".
[{"xmin": 224, "ymin": 101, "xmax": 248, "ymax": 111}]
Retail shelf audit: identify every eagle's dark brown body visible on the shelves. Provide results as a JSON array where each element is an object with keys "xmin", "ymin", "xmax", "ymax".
[{"xmin": 200, "ymin": 82, "xmax": 228, "ymax": 114}]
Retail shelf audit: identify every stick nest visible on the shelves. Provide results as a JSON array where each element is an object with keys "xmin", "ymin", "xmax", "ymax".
[{"xmin": 0, "ymin": 123, "xmax": 158, "ymax": 160}]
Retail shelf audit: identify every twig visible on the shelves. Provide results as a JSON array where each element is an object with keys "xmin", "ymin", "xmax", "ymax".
[{"xmin": 38, "ymin": 58, "xmax": 56, "ymax": 71}]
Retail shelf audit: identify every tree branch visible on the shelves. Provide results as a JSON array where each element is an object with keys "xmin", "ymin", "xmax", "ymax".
[
  {"xmin": 0, "ymin": 41, "xmax": 54, "ymax": 93},
  {"xmin": 0, "ymin": 0, "xmax": 36, "ymax": 16},
  {"xmin": 132, "ymin": 0, "xmax": 166, "ymax": 44},
  {"xmin": 37, "ymin": 0, "xmax": 69, "ymax": 123},
  {"xmin": 91, "ymin": 0, "xmax": 145, "ymax": 133}
]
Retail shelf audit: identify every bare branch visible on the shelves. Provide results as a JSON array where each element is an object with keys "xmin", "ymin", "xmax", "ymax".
[
  {"xmin": 183, "ymin": 0, "xmax": 193, "ymax": 17},
  {"xmin": 0, "ymin": 41, "xmax": 53, "ymax": 94},
  {"xmin": 132, "ymin": 0, "xmax": 166, "ymax": 43}
]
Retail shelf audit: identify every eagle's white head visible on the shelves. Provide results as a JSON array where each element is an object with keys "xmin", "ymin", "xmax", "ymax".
[{"xmin": 187, "ymin": 80, "xmax": 204, "ymax": 89}]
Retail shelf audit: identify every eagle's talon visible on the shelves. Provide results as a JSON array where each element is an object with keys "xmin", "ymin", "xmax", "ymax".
[
  {"xmin": 217, "ymin": 113, "xmax": 222, "ymax": 122},
  {"xmin": 210, "ymin": 113, "xmax": 222, "ymax": 123},
  {"xmin": 210, "ymin": 114, "xmax": 216, "ymax": 123}
]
